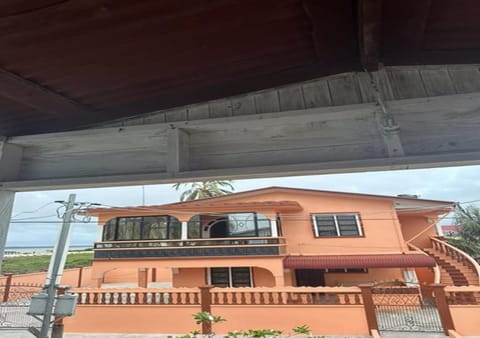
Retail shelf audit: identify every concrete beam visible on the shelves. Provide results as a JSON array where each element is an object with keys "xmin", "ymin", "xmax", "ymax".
[{"xmin": 0, "ymin": 92, "xmax": 479, "ymax": 191}]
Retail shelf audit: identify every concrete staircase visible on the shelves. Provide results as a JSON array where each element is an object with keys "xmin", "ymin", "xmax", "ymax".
[{"xmin": 424, "ymin": 247, "xmax": 479, "ymax": 286}]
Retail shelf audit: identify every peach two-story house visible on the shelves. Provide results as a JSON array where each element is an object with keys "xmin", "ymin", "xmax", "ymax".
[{"xmin": 88, "ymin": 187, "xmax": 470, "ymax": 289}]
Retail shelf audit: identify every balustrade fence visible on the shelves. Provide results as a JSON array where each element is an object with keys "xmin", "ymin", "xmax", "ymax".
[{"xmin": 68, "ymin": 285, "xmax": 480, "ymax": 336}]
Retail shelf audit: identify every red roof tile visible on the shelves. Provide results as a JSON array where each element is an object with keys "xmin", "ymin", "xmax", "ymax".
[{"xmin": 284, "ymin": 254, "xmax": 436, "ymax": 269}]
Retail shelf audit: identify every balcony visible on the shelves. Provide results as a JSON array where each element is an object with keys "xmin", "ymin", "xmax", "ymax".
[{"xmin": 93, "ymin": 237, "xmax": 286, "ymax": 259}]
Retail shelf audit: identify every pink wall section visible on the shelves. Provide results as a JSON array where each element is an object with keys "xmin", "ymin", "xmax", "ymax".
[
  {"xmin": 212, "ymin": 305, "xmax": 369, "ymax": 335},
  {"xmin": 399, "ymin": 213, "xmax": 438, "ymax": 249},
  {"xmin": 450, "ymin": 306, "xmax": 480, "ymax": 336},
  {"xmin": 0, "ymin": 267, "xmax": 92, "ymax": 287},
  {"xmin": 64, "ymin": 305, "xmax": 199, "ymax": 333}
]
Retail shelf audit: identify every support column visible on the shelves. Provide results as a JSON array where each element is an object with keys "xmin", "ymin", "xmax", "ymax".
[
  {"xmin": 270, "ymin": 219, "xmax": 278, "ymax": 237},
  {"xmin": 0, "ymin": 190, "xmax": 15, "ymax": 275},
  {"xmin": 181, "ymin": 221, "xmax": 188, "ymax": 240}
]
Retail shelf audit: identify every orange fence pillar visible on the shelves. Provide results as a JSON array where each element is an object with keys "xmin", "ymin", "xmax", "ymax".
[
  {"xmin": 431, "ymin": 284, "xmax": 455, "ymax": 335},
  {"xmin": 359, "ymin": 284, "xmax": 378, "ymax": 334}
]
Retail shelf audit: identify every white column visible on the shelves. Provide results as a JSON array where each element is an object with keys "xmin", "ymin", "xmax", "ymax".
[
  {"xmin": 270, "ymin": 219, "xmax": 278, "ymax": 237},
  {"xmin": 0, "ymin": 190, "xmax": 15, "ymax": 275},
  {"xmin": 181, "ymin": 221, "xmax": 188, "ymax": 240}
]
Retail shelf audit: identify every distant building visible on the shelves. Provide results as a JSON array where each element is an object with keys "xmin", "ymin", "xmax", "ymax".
[{"xmin": 442, "ymin": 225, "xmax": 462, "ymax": 237}]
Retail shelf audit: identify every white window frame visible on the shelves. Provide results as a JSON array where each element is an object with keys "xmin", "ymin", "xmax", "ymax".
[
  {"xmin": 207, "ymin": 267, "xmax": 253, "ymax": 287},
  {"xmin": 312, "ymin": 213, "xmax": 363, "ymax": 237}
]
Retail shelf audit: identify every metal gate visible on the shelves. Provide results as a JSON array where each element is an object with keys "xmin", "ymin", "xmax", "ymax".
[
  {"xmin": 372, "ymin": 283, "xmax": 443, "ymax": 332},
  {"xmin": 0, "ymin": 283, "xmax": 42, "ymax": 330}
]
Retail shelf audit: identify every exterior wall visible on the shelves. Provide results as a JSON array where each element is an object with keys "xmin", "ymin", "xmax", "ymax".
[
  {"xmin": 399, "ymin": 213, "xmax": 438, "ymax": 249},
  {"xmin": 173, "ymin": 268, "xmax": 205, "ymax": 287},
  {"xmin": 101, "ymin": 267, "xmax": 172, "ymax": 286},
  {"xmin": 91, "ymin": 257, "xmax": 286, "ymax": 287},
  {"xmin": 64, "ymin": 306, "xmax": 199, "ymax": 334},
  {"xmin": 64, "ymin": 305, "xmax": 368, "ymax": 335},
  {"xmin": 252, "ymin": 267, "xmax": 275, "ymax": 286},
  {"xmin": 230, "ymin": 191, "xmax": 408, "ymax": 255},
  {"xmin": 450, "ymin": 306, "xmax": 480, "ymax": 335},
  {"xmin": 0, "ymin": 267, "xmax": 92, "ymax": 287},
  {"xmin": 213, "ymin": 305, "xmax": 368, "ymax": 335},
  {"xmin": 323, "ymin": 268, "xmax": 403, "ymax": 286}
]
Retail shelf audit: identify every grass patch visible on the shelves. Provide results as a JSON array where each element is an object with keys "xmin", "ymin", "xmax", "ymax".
[{"xmin": 2, "ymin": 251, "xmax": 93, "ymax": 275}]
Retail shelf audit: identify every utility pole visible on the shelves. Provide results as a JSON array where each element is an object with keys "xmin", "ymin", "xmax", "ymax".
[{"xmin": 39, "ymin": 194, "xmax": 76, "ymax": 338}]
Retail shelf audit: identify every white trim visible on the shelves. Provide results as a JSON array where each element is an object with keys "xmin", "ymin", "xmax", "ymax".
[
  {"xmin": 312, "ymin": 213, "xmax": 362, "ymax": 237},
  {"xmin": 311, "ymin": 215, "xmax": 319, "ymax": 237},
  {"xmin": 354, "ymin": 214, "xmax": 363, "ymax": 236}
]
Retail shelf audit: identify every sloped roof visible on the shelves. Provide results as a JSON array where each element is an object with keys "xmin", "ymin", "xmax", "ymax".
[
  {"xmin": 284, "ymin": 254, "xmax": 436, "ymax": 269},
  {"xmin": 88, "ymin": 186, "xmax": 455, "ymax": 215}
]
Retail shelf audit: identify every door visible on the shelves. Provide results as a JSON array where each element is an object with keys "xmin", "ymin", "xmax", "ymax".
[{"xmin": 295, "ymin": 269, "xmax": 325, "ymax": 286}]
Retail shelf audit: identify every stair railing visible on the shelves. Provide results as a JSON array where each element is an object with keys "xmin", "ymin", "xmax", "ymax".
[
  {"xmin": 431, "ymin": 236, "xmax": 480, "ymax": 286},
  {"xmin": 407, "ymin": 242, "xmax": 441, "ymax": 284}
]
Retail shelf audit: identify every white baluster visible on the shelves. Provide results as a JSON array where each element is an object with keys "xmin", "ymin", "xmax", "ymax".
[
  {"xmin": 97, "ymin": 293, "xmax": 103, "ymax": 304},
  {"xmin": 105, "ymin": 292, "xmax": 111, "ymax": 304},
  {"xmin": 163, "ymin": 292, "xmax": 170, "ymax": 304},
  {"xmin": 155, "ymin": 292, "xmax": 161, "ymax": 304},
  {"xmin": 113, "ymin": 292, "xmax": 119, "ymax": 304},
  {"xmin": 81, "ymin": 293, "xmax": 88, "ymax": 304},
  {"xmin": 146, "ymin": 292, "xmax": 153, "ymax": 304},
  {"xmin": 121, "ymin": 292, "xmax": 128, "ymax": 304},
  {"xmin": 130, "ymin": 292, "xmax": 136, "ymax": 304}
]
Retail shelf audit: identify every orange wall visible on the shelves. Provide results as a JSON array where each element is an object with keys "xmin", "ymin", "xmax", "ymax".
[
  {"xmin": 0, "ymin": 267, "xmax": 92, "ymax": 287},
  {"xmin": 212, "ymin": 305, "xmax": 368, "ymax": 335},
  {"xmin": 323, "ymin": 268, "xmax": 403, "ymax": 286},
  {"xmin": 174, "ymin": 268, "xmax": 205, "ymax": 287},
  {"xmin": 252, "ymin": 267, "xmax": 275, "ymax": 287},
  {"xmin": 92, "ymin": 257, "xmax": 285, "ymax": 286},
  {"xmin": 64, "ymin": 306, "xmax": 199, "ymax": 334},
  {"xmin": 64, "ymin": 304, "xmax": 368, "ymax": 335},
  {"xmin": 399, "ymin": 213, "xmax": 438, "ymax": 249},
  {"xmin": 450, "ymin": 306, "xmax": 480, "ymax": 335}
]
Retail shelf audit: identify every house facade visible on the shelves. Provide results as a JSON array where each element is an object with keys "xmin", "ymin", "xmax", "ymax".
[{"xmin": 88, "ymin": 187, "xmax": 462, "ymax": 289}]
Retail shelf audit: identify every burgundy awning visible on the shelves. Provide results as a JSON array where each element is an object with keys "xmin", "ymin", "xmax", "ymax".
[{"xmin": 284, "ymin": 254, "xmax": 436, "ymax": 269}]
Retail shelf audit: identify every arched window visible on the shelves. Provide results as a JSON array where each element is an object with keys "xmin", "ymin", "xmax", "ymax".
[{"xmin": 101, "ymin": 215, "xmax": 181, "ymax": 241}]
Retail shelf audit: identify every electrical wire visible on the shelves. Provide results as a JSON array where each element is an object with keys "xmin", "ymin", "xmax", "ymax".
[{"xmin": 11, "ymin": 201, "xmax": 56, "ymax": 218}]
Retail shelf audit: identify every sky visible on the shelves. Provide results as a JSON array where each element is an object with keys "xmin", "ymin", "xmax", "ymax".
[{"xmin": 6, "ymin": 164, "xmax": 480, "ymax": 247}]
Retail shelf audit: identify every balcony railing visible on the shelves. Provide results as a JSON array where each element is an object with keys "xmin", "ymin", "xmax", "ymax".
[{"xmin": 94, "ymin": 237, "xmax": 286, "ymax": 259}]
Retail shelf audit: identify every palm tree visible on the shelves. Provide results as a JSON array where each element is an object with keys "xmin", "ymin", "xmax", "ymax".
[
  {"xmin": 172, "ymin": 180, "xmax": 235, "ymax": 201},
  {"xmin": 446, "ymin": 205, "xmax": 480, "ymax": 258}
]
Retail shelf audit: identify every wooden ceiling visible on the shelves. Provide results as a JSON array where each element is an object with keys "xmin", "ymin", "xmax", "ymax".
[{"xmin": 0, "ymin": 0, "xmax": 479, "ymax": 136}]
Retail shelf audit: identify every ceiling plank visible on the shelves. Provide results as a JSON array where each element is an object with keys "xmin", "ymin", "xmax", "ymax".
[
  {"xmin": 381, "ymin": 0, "xmax": 433, "ymax": 65},
  {"xmin": 0, "ymin": 67, "xmax": 91, "ymax": 118},
  {"xmin": 357, "ymin": 0, "xmax": 383, "ymax": 70}
]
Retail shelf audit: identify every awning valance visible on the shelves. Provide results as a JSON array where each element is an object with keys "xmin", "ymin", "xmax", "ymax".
[{"xmin": 284, "ymin": 254, "xmax": 436, "ymax": 269}]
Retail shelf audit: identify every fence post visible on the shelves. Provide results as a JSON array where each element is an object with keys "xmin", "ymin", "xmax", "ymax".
[
  {"xmin": 77, "ymin": 267, "xmax": 83, "ymax": 288},
  {"xmin": 3, "ymin": 273, "xmax": 13, "ymax": 302},
  {"xmin": 431, "ymin": 284, "xmax": 455, "ymax": 335},
  {"xmin": 359, "ymin": 284, "xmax": 378, "ymax": 333},
  {"xmin": 199, "ymin": 286, "xmax": 213, "ymax": 335}
]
